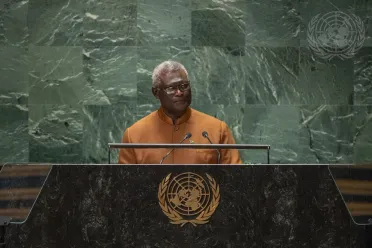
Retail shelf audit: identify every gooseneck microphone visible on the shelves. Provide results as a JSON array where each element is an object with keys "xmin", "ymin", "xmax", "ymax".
[
  {"xmin": 202, "ymin": 131, "xmax": 221, "ymax": 164},
  {"xmin": 160, "ymin": 132, "xmax": 192, "ymax": 164}
]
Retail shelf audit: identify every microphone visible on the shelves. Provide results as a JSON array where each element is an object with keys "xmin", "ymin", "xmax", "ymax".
[
  {"xmin": 202, "ymin": 131, "xmax": 221, "ymax": 164},
  {"xmin": 160, "ymin": 132, "xmax": 192, "ymax": 164}
]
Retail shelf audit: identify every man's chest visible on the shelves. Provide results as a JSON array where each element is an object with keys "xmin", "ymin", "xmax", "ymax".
[{"xmin": 138, "ymin": 123, "xmax": 220, "ymax": 145}]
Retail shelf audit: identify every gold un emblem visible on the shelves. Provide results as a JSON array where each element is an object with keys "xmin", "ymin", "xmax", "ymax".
[{"xmin": 158, "ymin": 172, "xmax": 220, "ymax": 226}]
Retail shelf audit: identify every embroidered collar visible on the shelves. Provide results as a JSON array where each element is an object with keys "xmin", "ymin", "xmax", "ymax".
[{"xmin": 158, "ymin": 107, "xmax": 192, "ymax": 125}]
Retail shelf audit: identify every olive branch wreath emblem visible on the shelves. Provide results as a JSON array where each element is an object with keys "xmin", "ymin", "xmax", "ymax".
[
  {"xmin": 158, "ymin": 173, "xmax": 220, "ymax": 227},
  {"xmin": 307, "ymin": 11, "xmax": 365, "ymax": 60}
]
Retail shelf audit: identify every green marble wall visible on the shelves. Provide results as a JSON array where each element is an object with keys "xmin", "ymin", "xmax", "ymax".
[{"xmin": 0, "ymin": 0, "xmax": 371, "ymax": 164}]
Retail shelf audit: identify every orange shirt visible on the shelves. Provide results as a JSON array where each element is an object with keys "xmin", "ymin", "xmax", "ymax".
[{"xmin": 118, "ymin": 107, "xmax": 242, "ymax": 164}]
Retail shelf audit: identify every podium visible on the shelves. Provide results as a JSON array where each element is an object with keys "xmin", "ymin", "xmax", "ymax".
[
  {"xmin": 0, "ymin": 163, "xmax": 371, "ymax": 247},
  {"xmin": 0, "ymin": 143, "xmax": 371, "ymax": 247}
]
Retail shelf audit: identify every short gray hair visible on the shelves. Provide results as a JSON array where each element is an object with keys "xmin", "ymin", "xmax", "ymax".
[{"xmin": 151, "ymin": 60, "xmax": 188, "ymax": 88}]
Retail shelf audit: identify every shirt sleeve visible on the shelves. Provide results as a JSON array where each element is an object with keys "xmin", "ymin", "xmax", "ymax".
[
  {"xmin": 118, "ymin": 128, "xmax": 137, "ymax": 164},
  {"xmin": 219, "ymin": 121, "xmax": 243, "ymax": 164}
]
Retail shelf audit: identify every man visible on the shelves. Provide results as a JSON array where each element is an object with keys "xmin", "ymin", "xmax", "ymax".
[{"xmin": 118, "ymin": 60, "xmax": 242, "ymax": 164}]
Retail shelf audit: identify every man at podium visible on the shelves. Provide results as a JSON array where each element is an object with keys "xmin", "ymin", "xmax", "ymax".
[{"xmin": 118, "ymin": 60, "xmax": 242, "ymax": 164}]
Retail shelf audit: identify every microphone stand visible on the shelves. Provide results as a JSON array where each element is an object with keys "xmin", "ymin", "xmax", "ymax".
[
  {"xmin": 159, "ymin": 149, "xmax": 175, "ymax": 164},
  {"xmin": 202, "ymin": 132, "xmax": 221, "ymax": 164},
  {"xmin": 160, "ymin": 133, "xmax": 192, "ymax": 164}
]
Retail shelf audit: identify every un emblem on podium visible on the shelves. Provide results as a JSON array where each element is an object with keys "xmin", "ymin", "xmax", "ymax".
[{"xmin": 158, "ymin": 172, "xmax": 220, "ymax": 226}]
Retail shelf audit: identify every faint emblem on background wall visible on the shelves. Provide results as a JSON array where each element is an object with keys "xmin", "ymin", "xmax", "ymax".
[
  {"xmin": 307, "ymin": 11, "xmax": 365, "ymax": 60},
  {"xmin": 158, "ymin": 172, "xmax": 220, "ymax": 226}
]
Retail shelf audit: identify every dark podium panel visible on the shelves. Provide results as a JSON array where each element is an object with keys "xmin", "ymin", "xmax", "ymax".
[{"xmin": 1, "ymin": 164, "xmax": 368, "ymax": 247}]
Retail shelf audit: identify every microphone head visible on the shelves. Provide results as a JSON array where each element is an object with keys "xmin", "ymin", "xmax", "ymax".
[
  {"xmin": 185, "ymin": 132, "xmax": 192, "ymax": 138},
  {"xmin": 202, "ymin": 131, "xmax": 208, "ymax": 137}
]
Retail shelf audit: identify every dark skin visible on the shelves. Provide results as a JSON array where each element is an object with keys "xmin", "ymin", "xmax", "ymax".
[{"xmin": 152, "ymin": 69, "xmax": 192, "ymax": 124}]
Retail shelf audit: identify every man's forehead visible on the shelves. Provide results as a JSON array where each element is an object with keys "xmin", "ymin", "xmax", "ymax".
[
  {"xmin": 163, "ymin": 71, "xmax": 188, "ymax": 85},
  {"xmin": 168, "ymin": 78, "xmax": 184, "ymax": 84}
]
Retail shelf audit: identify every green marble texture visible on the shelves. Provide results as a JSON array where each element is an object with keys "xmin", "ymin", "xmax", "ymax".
[
  {"xmin": 355, "ymin": 48, "xmax": 372, "ymax": 104},
  {"xmin": 83, "ymin": 46, "xmax": 137, "ymax": 104},
  {"xmin": 0, "ymin": 0, "xmax": 371, "ymax": 165},
  {"xmin": 0, "ymin": 0, "xmax": 28, "ymax": 46},
  {"xmin": 84, "ymin": 0, "xmax": 136, "ymax": 46},
  {"xmin": 245, "ymin": 0, "xmax": 300, "ymax": 47},
  {"xmin": 28, "ymin": 46, "xmax": 84, "ymax": 104},
  {"xmin": 138, "ymin": 0, "xmax": 191, "ymax": 46},
  {"xmin": 0, "ymin": 46, "xmax": 28, "ymax": 104},
  {"xmin": 191, "ymin": 0, "xmax": 247, "ymax": 46},
  {"xmin": 28, "ymin": 104, "xmax": 83, "ymax": 162},
  {"xmin": 27, "ymin": 0, "xmax": 83, "ymax": 46},
  {"xmin": 82, "ymin": 104, "xmax": 137, "ymax": 163},
  {"xmin": 0, "ymin": 105, "xmax": 28, "ymax": 162}
]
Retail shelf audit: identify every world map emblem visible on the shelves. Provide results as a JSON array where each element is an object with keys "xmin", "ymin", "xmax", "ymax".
[
  {"xmin": 307, "ymin": 11, "xmax": 365, "ymax": 60},
  {"xmin": 158, "ymin": 172, "xmax": 220, "ymax": 226}
]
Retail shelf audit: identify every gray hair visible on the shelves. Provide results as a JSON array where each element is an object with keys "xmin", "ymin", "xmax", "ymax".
[{"xmin": 151, "ymin": 60, "xmax": 188, "ymax": 88}]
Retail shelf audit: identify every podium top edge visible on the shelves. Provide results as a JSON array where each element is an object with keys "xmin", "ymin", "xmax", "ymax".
[
  {"xmin": 107, "ymin": 143, "xmax": 271, "ymax": 149},
  {"xmin": 1, "ymin": 163, "xmax": 367, "ymax": 166}
]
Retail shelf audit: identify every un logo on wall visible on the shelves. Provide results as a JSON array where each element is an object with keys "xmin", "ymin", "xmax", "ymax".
[
  {"xmin": 158, "ymin": 172, "xmax": 220, "ymax": 226},
  {"xmin": 307, "ymin": 11, "xmax": 365, "ymax": 60}
]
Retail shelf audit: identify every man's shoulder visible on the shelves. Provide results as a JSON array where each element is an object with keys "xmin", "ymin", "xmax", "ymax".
[
  {"xmin": 127, "ymin": 110, "xmax": 158, "ymax": 131},
  {"xmin": 190, "ymin": 108, "xmax": 225, "ymax": 126}
]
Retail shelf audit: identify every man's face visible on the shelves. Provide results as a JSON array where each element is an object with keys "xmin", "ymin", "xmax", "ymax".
[{"xmin": 152, "ymin": 69, "xmax": 192, "ymax": 116}]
